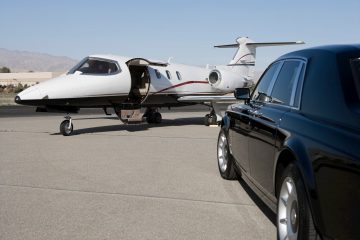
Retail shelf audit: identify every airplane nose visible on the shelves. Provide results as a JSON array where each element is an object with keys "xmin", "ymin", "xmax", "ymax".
[
  {"xmin": 14, "ymin": 95, "xmax": 22, "ymax": 104},
  {"xmin": 14, "ymin": 85, "xmax": 46, "ymax": 106}
]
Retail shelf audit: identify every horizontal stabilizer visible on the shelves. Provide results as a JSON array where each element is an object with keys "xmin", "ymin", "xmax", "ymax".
[
  {"xmin": 214, "ymin": 44, "xmax": 240, "ymax": 48},
  {"xmin": 247, "ymin": 41, "xmax": 305, "ymax": 47},
  {"xmin": 215, "ymin": 41, "xmax": 304, "ymax": 48}
]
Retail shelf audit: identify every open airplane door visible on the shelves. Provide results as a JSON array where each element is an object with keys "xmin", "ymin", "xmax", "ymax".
[
  {"xmin": 125, "ymin": 58, "xmax": 168, "ymax": 105},
  {"xmin": 117, "ymin": 58, "xmax": 167, "ymax": 123}
]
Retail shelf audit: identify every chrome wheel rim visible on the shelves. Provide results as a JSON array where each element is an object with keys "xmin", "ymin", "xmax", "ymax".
[
  {"xmin": 278, "ymin": 177, "xmax": 299, "ymax": 240},
  {"xmin": 217, "ymin": 132, "xmax": 228, "ymax": 173}
]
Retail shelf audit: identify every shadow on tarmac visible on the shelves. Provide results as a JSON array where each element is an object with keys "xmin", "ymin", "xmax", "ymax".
[
  {"xmin": 238, "ymin": 178, "xmax": 277, "ymax": 226},
  {"xmin": 51, "ymin": 117, "xmax": 206, "ymax": 135}
]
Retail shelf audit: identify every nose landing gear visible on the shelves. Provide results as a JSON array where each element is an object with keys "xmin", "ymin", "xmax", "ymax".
[{"xmin": 60, "ymin": 115, "xmax": 74, "ymax": 136}]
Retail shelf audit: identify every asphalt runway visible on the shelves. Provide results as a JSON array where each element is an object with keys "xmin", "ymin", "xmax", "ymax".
[{"xmin": 0, "ymin": 107, "xmax": 276, "ymax": 240}]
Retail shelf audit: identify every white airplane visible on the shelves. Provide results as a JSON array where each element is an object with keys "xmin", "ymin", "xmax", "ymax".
[{"xmin": 15, "ymin": 37, "xmax": 304, "ymax": 136}]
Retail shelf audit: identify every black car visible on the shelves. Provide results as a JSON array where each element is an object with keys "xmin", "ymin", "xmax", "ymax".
[{"xmin": 217, "ymin": 44, "xmax": 360, "ymax": 240}]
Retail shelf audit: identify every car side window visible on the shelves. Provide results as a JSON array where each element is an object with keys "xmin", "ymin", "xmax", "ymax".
[
  {"xmin": 270, "ymin": 60, "xmax": 303, "ymax": 106},
  {"xmin": 293, "ymin": 63, "xmax": 305, "ymax": 108},
  {"xmin": 252, "ymin": 62, "xmax": 281, "ymax": 102}
]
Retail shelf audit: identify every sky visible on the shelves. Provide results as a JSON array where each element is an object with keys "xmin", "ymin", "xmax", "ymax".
[{"xmin": 0, "ymin": 0, "xmax": 359, "ymax": 70}]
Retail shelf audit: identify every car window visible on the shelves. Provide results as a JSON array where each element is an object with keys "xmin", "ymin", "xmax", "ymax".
[
  {"xmin": 270, "ymin": 61, "xmax": 303, "ymax": 106},
  {"xmin": 293, "ymin": 63, "xmax": 305, "ymax": 108},
  {"xmin": 252, "ymin": 62, "xmax": 281, "ymax": 102}
]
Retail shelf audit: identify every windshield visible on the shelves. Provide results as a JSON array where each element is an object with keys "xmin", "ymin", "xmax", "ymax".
[{"xmin": 68, "ymin": 57, "xmax": 120, "ymax": 75}]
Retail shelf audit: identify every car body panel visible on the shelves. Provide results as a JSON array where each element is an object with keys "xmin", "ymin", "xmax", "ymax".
[{"xmin": 222, "ymin": 44, "xmax": 360, "ymax": 239}]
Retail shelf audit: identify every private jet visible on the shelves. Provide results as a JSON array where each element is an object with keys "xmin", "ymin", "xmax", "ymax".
[{"xmin": 15, "ymin": 37, "xmax": 304, "ymax": 136}]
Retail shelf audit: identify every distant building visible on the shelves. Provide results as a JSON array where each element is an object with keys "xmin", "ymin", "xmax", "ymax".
[{"xmin": 0, "ymin": 72, "xmax": 64, "ymax": 86}]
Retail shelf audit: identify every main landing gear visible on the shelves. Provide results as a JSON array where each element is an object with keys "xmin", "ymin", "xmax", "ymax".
[
  {"xmin": 204, "ymin": 110, "xmax": 217, "ymax": 126},
  {"xmin": 143, "ymin": 107, "xmax": 162, "ymax": 124},
  {"xmin": 204, "ymin": 104, "xmax": 222, "ymax": 126},
  {"xmin": 60, "ymin": 115, "xmax": 74, "ymax": 136}
]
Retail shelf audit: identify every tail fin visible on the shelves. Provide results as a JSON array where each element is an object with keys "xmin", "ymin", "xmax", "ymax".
[{"xmin": 215, "ymin": 37, "xmax": 304, "ymax": 78}]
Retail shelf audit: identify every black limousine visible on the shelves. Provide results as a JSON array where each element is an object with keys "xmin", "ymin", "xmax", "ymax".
[{"xmin": 217, "ymin": 44, "xmax": 360, "ymax": 239}]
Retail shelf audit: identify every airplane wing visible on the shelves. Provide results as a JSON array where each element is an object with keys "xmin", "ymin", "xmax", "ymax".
[
  {"xmin": 177, "ymin": 95, "xmax": 238, "ymax": 104},
  {"xmin": 178, "ymin": 95, "xmax": 241, "ymax": 124}
]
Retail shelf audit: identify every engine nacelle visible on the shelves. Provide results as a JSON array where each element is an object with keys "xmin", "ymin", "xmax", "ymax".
[{"xmin": 208, "ymin": 69, "xmax": 248, "ymax": 91}]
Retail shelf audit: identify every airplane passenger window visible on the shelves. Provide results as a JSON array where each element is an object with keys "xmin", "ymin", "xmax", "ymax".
[
  {"xmin": 155, "ymin": 69, "xmax": 161, "ymax": 79},
  {"xmin": 69, "ymin": 58, "xmax": 120, "ymax": 75},
  {"xmin": 166, "ymin": 70, "xmax": 172, "ymax": 79},
  {"xmin": 176, "ymin": 71, "xmax": 182, "ymax": 80}
]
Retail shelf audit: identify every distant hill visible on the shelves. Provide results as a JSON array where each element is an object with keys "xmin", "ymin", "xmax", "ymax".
[{"xmin": 0, "ymin": 48, "xmax": 78, "ymax": 72}]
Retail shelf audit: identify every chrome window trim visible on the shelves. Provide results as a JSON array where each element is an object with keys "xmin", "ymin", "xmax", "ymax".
[
  {"xmin": 290, "ymin": 61, "xmax": 305, "ymax": 107},
  {"xmin": 293, "ymin": 58, "xmax": 308, "ymax": 110}
]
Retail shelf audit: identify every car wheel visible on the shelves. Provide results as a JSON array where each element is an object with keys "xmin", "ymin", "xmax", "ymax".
[
  {"xmin": 277, "ymin": 164, "xmax": 318, "ymax": 240},
  {"xmin": 217, "ymin": 129, "xmax": 237, "ymax": 180}
]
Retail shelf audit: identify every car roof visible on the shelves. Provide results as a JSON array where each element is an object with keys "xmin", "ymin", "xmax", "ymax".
[
  {"xmin": 277, "ymin": 44, "xmax": 360, "ymax": 61},
  {"xmin": 275, "ymin": 44, "xmax": 360, "ymax": 130}
]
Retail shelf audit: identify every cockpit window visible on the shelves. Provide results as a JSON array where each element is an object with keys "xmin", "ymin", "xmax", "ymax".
[{"xmin": 68, "ymin": 58, "xmax": 120, "ymax": 75}]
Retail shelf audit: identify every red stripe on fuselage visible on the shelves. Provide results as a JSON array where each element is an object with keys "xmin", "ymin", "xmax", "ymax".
[{"xmin": 153, "ymin": 81, "xmax": 209, "ymax": 95}]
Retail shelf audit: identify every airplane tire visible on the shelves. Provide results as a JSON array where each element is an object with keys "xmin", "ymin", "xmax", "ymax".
[
  {"xmin": 204, "ymin": 114, "xmax": 210, "ymax": 126},
  {"xmin": 205, "ymin": 114, "xmax": 217, "ymax": 126},
  {"xmin": 153, "ymin": 112, "xmax": 162, "ymax": 124},
  {"xmin": 60, "ymin": 120, "xmax": 73, "ymax": 136},
  {"xmin": 146, "ymin": 114, "xmax": 154, "ymax": 124},
  {"xmin": 209, "ymin": 114, "xmax": 217, "ymax": 125}
]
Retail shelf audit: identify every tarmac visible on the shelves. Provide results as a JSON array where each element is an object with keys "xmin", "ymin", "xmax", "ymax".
[{"xmin": 0, "ymin": 107, "xmax": 276, "ymax": 240}]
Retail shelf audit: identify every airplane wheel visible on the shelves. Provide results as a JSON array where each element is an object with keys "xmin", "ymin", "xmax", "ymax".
[
  {"xmin": 204, "ymin": 114, "xmax": 210, "ymax": 126},
  {"xmin": 205, "ymin": 114, "xmax": 217, "ymax": 126},
  {"xmin": 153, "ymin": 112, "xmax": 162, "ymax": 124},
  {"xmin": 60, "ymin": 120, "xmax": 73, "ymax": 136},
  {"xmin": 146, "ymin": 114, "xmax": 154, "ymax": 124}
]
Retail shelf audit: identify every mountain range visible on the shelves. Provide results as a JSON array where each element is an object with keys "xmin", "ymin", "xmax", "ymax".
[{"xmin": 0, "ymin": 48, "xmax": 78, "ymax": 72}]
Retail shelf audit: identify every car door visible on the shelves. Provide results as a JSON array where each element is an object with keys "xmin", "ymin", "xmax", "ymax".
[
  {"xmin": 229, "ymin": 62, "xmax": 282, "ymax": 174},
  {"xmin": 248, "ymin": 60, "xmax": 305, "ymax": 194}
]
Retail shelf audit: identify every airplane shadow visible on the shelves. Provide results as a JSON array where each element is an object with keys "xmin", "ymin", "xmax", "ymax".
[
  {"xmin": 51, "ymin": 117, "xmax": 205, "ymax": 135},
  {"xmin": 237, "ymin": 178, "xmax": 276, "ymax": 226}
]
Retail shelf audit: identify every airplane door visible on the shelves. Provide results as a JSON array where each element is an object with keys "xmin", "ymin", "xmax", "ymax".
[{"xmin": 127, "ymin": 62, "xmax": 151, "ymax": 104}]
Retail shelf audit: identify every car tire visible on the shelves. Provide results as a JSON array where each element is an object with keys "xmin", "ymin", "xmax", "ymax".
[
  {"xmin": 277, "ymin": 164, "xmax": 318, "ymax": 240},
  {"xmin": 217, "ymin": 129, "xmax": 237, "ymax": 180}
]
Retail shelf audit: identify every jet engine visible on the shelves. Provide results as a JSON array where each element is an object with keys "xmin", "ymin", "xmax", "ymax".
[{"xmin": 208, "ymin": 69, "xmax": 247, "ymax": 91}]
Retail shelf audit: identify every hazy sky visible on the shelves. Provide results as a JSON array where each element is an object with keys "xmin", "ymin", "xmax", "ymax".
[{"xmin": 1, "ymin": 0, "xmax": 359, "ymax": 70}]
